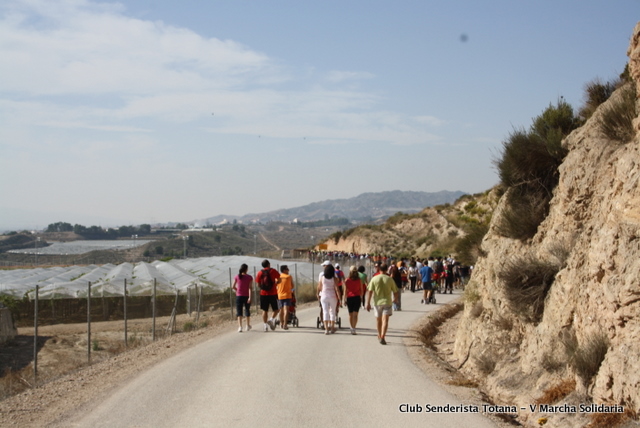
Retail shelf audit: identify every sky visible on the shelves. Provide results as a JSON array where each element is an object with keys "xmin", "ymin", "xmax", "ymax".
[{"xmin": 1, "ymin": 0, "xmax": 637, "ymax": 231}]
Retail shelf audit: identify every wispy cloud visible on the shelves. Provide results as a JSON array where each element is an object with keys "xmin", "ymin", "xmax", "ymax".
[
  {"xmin": 0, "ymin": 0, "xmax": 451, "ymax": 166},
  {"xmin": 325, "ymin": 70, "xmax": 375, "ymax": 83}
]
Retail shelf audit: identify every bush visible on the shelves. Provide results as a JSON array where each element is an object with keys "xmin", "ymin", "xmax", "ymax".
[
  {"xmin": 464, "ymin": 281, "xmax": 481, "ymax": 304},
  {"xmin": 579, "ymin": 78, "xmax": 620, "ymax": 121},
  {"xmin": 494, "ymin": 100, "xmax": 579, "ymax": 241},
  {"xmin": 498, "ymin": 253, "xmax": 561, "ymax": 323},
  {"xmin": 572, "ymin": 333, "xmax": 609, "ymax": 384},
  {"xmin": 182, "ymin": 321, "xmax": 195, "ymax": 332},
  {"xmin": 495, "ymin": 188, "xmax": 550, "ymax": 241},
  {"xmin": 599, "ymin": 82, "xmax": 637, "ymax": 144},
  {"xmin": 455, "ymin": 222, "xmax": 489, "ymax": 265},
  {"xmin": 474, "ymin": 352, "xmax": 497, "ymax": 375}
]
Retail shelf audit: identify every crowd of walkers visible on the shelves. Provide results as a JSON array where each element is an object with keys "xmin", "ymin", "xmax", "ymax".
[{"xmin": 232, "ymin": 256, "xmax": 472, "ymax": 345}]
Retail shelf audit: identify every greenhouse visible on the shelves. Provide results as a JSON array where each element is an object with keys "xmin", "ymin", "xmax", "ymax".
[{"xmin": 0, "ymin": 256, "xmax": 321, "ymax": 300}]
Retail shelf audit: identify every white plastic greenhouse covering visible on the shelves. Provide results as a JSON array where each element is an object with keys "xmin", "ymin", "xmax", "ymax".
[{"xmin": 0, "ymin": 256, "xmax": 320, "ymax": 300}]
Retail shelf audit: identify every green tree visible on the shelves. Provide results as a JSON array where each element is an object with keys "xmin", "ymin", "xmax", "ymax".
[{"xmin": 47, "ymin": 222, "xmax": 73, "ymax": 232}]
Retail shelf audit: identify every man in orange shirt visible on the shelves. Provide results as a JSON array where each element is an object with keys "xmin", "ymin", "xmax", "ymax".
[{"xmin": 276, "ymin": 265, "xmax": 294, "ymax": 330}]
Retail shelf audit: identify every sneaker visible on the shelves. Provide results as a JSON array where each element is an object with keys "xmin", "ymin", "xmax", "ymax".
[
  {"xmin": 420, "ymin": 299, "xmax": 424, "ymax": 304},
  {"xmin": 268, "ymin": 319, "xmax": 275, "ymax": 330},
  {"xmin": 380, "ymin": 338, "xmax": 387, "ymax": 345},
  {"xmin": 283, "ymin": 325, "xmax": 289, "ymax": 330},
  {"xmin": 246, "ymin": 325, "xmax": 252, "ymax": 332},
  {"xmin": 324, "ymin": 330, "xmax": 329, "ymax": 335},
  {"xmin": 238, "ymin": 327, "xmax": 243, "ymax": 333},
  {"xmin": 350, "ymin": 328, "xmax": 356, "ymax": 335},
  {"xmin": 264, "ymin": 323, "xmax": 269, "ymax": 332}
]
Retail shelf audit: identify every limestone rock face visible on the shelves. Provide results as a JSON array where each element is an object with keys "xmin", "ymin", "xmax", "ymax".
[
  {"xmin": 453, "ymin": 21, "xmax": 640, "ymax": 425},
  {"xmin": 629, "ymin": 22, "xmax": 640, "ymax": 134}
]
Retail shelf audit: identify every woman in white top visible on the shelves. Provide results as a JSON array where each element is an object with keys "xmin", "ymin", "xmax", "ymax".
[{"xmin": 318, "ymin": 264, "xmax": 341, "ymax": 334}]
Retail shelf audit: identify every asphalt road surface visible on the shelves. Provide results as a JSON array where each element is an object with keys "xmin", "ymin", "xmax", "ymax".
[{"xmin": 69, "ymin": 289, "xmax": 497, "ymax": 428}]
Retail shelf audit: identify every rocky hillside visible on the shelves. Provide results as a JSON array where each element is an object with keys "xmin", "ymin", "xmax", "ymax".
[
  {"xmin": 453, "ymin": 23, "xmax": 640, "ymax": 427},
  {"xmin": 316, "ymin": 189, "xmax": 498, "ymax": 263}
]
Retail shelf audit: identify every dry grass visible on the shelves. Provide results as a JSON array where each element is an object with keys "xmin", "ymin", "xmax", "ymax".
[
  {"xmin": 541, "ymin": 351, "xmax": 565, "ymax": 373},
  {"xmin": 498, "ymin": 253, "xmax": 560, "ymax": 323},
  {"xmin": 573, "ymin": 333, "xmax": 609, "ymax": 384},
  {"xmin": 474, "ymin": 352, "xmax": 497, "ymax": 375},
  {"xmin": 0, "ymin": 366, "xmax": 34, "ymax": 400},
  {"xmin": 495, "ymin": 187, "xmax": 550, "ymax": 241},
  {"xmin": 493, "ymin": 315, "xmax": 513, "ymax": 330},
  {"xmin": 599, "ymin": 82, "xmax": 637, "ymax": 144},
  {"xmin": 586, "ymin": 408, "xmax": 638, "ymax": 428},
  {"xmin": 294, "ymin": 282, "xmax": 318, "ymax": 304},
  {"xmin": 535, "ymin": 378, "xmax": 576, "ymax": 404},
  {"xmin": 464, "ymin": 281, "xmax": 481, "ymax": 304},
  {"xmin": 560, "ymin": 329, "xmax": 610, "ymax": 385},
  {"xmin": 416, "ymin": 302, "xmax": 463, "ymax": 350},
  {"xmin": 446, "ymin": 373, "xmax": 479, "ymax": 388}
]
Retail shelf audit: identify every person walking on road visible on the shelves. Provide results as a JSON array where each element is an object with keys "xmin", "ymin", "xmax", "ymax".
[
  {"xmin": 366, "ymin": 263, "xmax": 398, "ymax": 345},
  {"xmin": 255, "ymin": 259, "xmax": 280, "ymax": 332},
  {"xmin": 344, "ymin": 266, "xmax": 365, "ymax": 335},
  {"xmin": 358, "ymin": 265, "xmax": 368, "ymax": 307},
  {"xmin": 276, "ymin": 265, "xmax": 294, "ymax": 330},
  {"xmin": 232, "ymin": 263, "xmax": 253, "ymax": 332},
  {"xmin": 318, "ymin": 263, "xmax": 341, "ymax": 335},
  {"xmin": 419, "ymin": 260, "xmax": 434, "ymax": 304}
]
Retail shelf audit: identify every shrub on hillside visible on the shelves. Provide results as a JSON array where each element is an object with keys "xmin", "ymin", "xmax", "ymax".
[
  {"xmin": 572, "ymin": 332, "xmax": 609, "ymax": 384},
  {"xmin": 579, "ymin": 78, "xmax": 620, "ymax": 121},
  {"xmin": 494, "ymin": 100, "xmax": 579, "ymax": 240},
  {"xmin": 455, "ymin": 222, "xmax": 489, "ymax": 265},
  {"xmin": 599, "ymin": 82, "xmax": 637, "ymax": 144},
  {"xmin": 561, "ymin": 330, "xmax": 610, "ymax": 385},
  {"xmin": 498, "ymin": 253, "xmax": 560, "ymax": 323},
  {"xmin": 495, "ymin": 188, "xmax": 549, "ymax": 241}
]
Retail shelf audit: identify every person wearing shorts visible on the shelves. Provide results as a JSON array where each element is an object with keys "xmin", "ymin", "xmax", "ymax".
[
  {"xmin": 419, "ymin": 260, "xmax": 434, "ymax": 304},
  {"xmin": 276, "ymin": 265, "xmax": 294, "ymax": 330},
  {"xmin": 344, "ymin": 266, "xmax": 365, "ymax": 335},
  {"xmin": 366, "ymin": 263, "xmax": 398, "ymax": 345},
  {"xmin": 256, "ymin": 259, "xmax": 280, "ymax": 332},
  {"xmin": 232, "ymin": 263, "xmax": 253, "ymax": 332}
]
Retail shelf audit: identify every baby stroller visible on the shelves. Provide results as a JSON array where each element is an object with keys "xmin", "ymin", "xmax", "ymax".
[
  {"xmin": 428, "ymin": 280, "xmax": 438, "ymax": 304},
  {"xmin": 287, "ymin": 292, "xmax": 299, "ymax": 327},
  {"xmin": 274, "ymin": 291, "xmax": 299, "ymax": 328}
]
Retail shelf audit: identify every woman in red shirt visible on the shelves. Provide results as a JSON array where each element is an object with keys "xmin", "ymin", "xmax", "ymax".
[{"xmin": 343, "ymin": 266, "xmax": 365, "ymax": 335}]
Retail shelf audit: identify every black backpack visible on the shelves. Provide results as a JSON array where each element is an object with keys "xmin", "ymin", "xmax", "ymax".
[{"xmin": 259, "ymin": 268, "xmax": 274, "ymax": 291}]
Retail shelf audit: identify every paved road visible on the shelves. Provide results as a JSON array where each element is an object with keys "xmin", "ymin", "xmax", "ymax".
[{"xmin": 70, "ymin": 289, "xmax": 497, "ymax": 428}]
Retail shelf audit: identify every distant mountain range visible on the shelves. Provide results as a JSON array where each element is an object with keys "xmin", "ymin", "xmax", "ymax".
[{"xmin": 193, "ymin": 190, "xmax": 466, "ymax": 225}]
